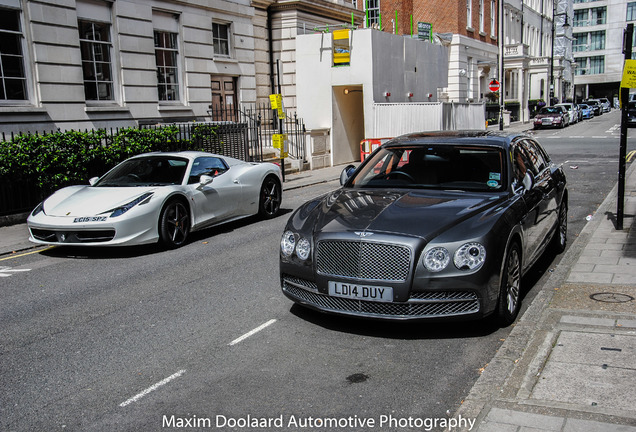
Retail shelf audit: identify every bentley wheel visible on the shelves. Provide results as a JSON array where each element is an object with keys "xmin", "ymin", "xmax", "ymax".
[
  {"xmin": 551, "ymin": 202, "xmax": 567, "ymax": 254},
  {"xmin": 496, "ymin": 242, "xmax": 522, "ymax": 327},
  {"xmin": 159, "ymin": 199, "xmax": 190, "ymax": 249},
  {"xmin": 258, "ymin": 176, "xmax": 282, "ymax": 219}
]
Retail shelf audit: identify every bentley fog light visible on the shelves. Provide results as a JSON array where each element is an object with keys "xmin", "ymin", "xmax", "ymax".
[
  {"xmin": 281, "ymin": 230, "xmax": 296, "ymax": 257},
  {"xmin": 296, "ymin": 238, "xmax": 311, "ymax": 260},
  {"xmin": 454, "ymin": 242, "xmax": 486, "ymax": 271},
  {"xmin": 423, "ymin": 247, "xmax": 450, "ymax": 272}
]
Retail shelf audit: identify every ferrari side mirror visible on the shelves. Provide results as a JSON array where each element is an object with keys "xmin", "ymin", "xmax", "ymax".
[
  {"xmin": 339, "ymin": 164, "xmax": 357, "ymax": 186},
  {"xmin": 199, "ymin": 175, "xmax": 214, "ymax": 186}
]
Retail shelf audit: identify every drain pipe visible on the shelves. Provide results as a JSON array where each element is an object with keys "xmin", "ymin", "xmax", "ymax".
[{"xmin": 267, "ymin": 4, "xmax": 276, "ymax": 95}]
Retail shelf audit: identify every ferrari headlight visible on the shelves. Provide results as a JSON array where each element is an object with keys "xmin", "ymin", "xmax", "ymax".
[
  {"xmin": 296, "ymin": 238, "xmax": 311, "ymax": 260},
  {"xmin": 31, "ymin": 202, "xmax": 45, "ymax": 217},
  {"xmin": 109, "ymin": 192, "xmax": 153, "ymax": 218},
  {"xmin": 281, "ymin": 230, "xmax": 296, "ymax": 257},
  {"xmin": 423, "ymin": 247, "xmax": 450, "ymax": 272},
  {"xmin": 454, "ymin": 242, "xmax": 486, "ymax": 271}
]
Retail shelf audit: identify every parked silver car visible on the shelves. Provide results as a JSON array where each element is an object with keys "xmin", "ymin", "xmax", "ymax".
[{"xmin": 555, "ymin": 103, "xmax": 578, "ymax": 124}]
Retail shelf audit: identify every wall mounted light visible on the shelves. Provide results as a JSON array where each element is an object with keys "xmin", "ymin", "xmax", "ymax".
[
  {"xmin": 384, "ymin": 92, "xmax": 391, "ymax": 97},
  {"xmin": 406, "ymin": 92, "xmax": 414, "ymax": 98},
  {"xmin": 343, "ymin": 88, "xmax": 362, "ymax": 95}
]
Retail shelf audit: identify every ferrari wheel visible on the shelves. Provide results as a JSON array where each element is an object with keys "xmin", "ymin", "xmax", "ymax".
[
  {"xmin": 258, "ymin": 176, "xmax": 281, "ymax": 219},
  {"xmin": 551, "ymin": 201, "xmax": 568, "ymax": 254},
  {"xmin": 496, "ymin": 242, "xmax": 522, "ymax": 327},
  {"xmin": 159, "ymin": 199, "xmax": 190, "ymax": 249}
]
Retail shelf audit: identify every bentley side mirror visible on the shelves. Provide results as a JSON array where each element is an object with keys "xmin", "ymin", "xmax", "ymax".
[
  {"xmin": 339, "ymin": 164, "xmax": 357, "ymax": 186},
  {"xmin": 522, "ymin": 172, "xmax": 535, "ymax": 191},
  {"xmin": 89, "ymin": 177, "xmax": 99, "ymax": 186}
]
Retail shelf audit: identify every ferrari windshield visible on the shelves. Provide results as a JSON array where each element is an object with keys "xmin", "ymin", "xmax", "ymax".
[
  {"xmin": 350, "ymin": 145, "xmax": 506, "ymax": 192},
  {"xmin": 95, "ymin": 156, "xmax": 189, "ymax": 187}
]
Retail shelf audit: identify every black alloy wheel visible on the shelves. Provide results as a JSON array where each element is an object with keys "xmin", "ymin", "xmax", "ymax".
[
  {"xmin": 496, "ymin": 242, "xmax": 522, "ymax": 326},
  {"xmin": 259, "ymin": 176, "xmax": 282, "ymax": 219},
  {"xmin": 159, "ymin": 199, "xmax": 190, "ymax": 248}
]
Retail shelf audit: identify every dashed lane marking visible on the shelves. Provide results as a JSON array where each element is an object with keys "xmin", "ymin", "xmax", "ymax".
[
  {"xmin": 0, "ymin": 266, "xmax": 31, "ymax": 277},
  {"xmin": 119, "ymin": 370, "xmax": 186, "ymax": 407},
  {"xmin": 229, "ymin": 319, "xmax": 277, "ymax": 346}
]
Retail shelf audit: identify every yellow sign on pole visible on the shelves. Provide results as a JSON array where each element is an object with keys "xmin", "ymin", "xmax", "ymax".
[
  {"xmin": 269, "ymin": 94, "xmax": 282, "ymax": 109},
  {"xmin": 272, "ymin": 134, "xmax": 287, "ymax": 149},
  {"xmin": 620, "ymin": 60, "xmax": 636, "ymax": 108}
]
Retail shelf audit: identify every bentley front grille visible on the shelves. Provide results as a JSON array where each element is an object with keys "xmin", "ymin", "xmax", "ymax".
[
  {"xmin": 282, "ymin": 276, "xmax": 480, "ymax": 319},
  {"xmin": 316, "ymin": 240, "xmax": 411, "ymax": 282}
]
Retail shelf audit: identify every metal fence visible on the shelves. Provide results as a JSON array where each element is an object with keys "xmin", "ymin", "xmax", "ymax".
[{"xmin": 208, "ymin": 104, "xmax": 307, "ymax": 163}]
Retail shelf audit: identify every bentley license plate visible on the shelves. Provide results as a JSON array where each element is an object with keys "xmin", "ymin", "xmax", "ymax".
[{"xmin": 328, "ymin": 281, "xmax": 393, "ymax": 302}]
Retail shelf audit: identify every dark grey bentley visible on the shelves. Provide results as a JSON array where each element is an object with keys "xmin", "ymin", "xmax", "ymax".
[{"xmin": 280, "ymin": 131, "xmax": 567, "ymax": 326}]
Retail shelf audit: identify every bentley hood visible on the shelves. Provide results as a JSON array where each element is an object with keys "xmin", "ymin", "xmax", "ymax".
[
  {"xmin": 303, "ymin": 188, "xmax": 505, "ymax": 240},
  {"xmin": 43, "ymin": 186, "xmax": 157, "ymax": 217}
]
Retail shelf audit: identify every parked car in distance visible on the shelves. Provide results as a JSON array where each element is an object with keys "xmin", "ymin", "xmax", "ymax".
[
  {"xmin": 280, "ymin": 131, "xmax": 568, "ymax": 327},
  {"xmin": 533, "ymin": 106, "xmax": 569, "ymax": 129},
  {"xmin": 599, "ymin": 98, "xmax": 611, "ymax": 112},
  {"xmin": 627, "ymin": 101, "xmax": 636, "ymax": 127},
  {"xmin": 28, "ymin": 151, "xmax": 283, "ymax": 248},
  {"xmin": 578, "ymin": 104, "xmax": 594, "ymax": 120},
  {"xmin": 555, "ymin": 103, "xmax": 578, "ymax": 124},
  {"xmin": 583, "ymin": 99, "xmax": 603, "ymax": 116}
]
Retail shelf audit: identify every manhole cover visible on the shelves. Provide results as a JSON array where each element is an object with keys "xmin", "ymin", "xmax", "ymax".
[{"xmin": 589, "ymin": 292, "xmax": 635, "ymax": 303}]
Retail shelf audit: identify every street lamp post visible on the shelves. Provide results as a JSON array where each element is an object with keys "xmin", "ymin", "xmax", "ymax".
[{"xmin": 549, "ymin": 0, "xmax": 570, "ymax": 105}]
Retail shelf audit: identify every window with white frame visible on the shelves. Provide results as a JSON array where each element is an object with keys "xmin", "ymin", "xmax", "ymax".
[
  {"xmin": 467, "ymin": 0, "xmax": 472, "ymax": 28},
  {"xmin": 479, "ymin": 0, "xmax": 484, "ymax": 33},
  {"xmin": 78, "ymin": 19, "xmax": 114, "ymax": 101},
  {"xmin": 365, "ymin": 0, "xmax": 380, "ymax": 26},
  {"xmin": 589, "ymin": 31, "xmax": 605, "ymax": 50},
  {"xmin": 212, "ymin": 22, "xmax": 230, "ymax": 56},
  {"xmin": 629, "ymin": 2, "xmax": 636, "ymax": 21},
  {"xmin": 0, "ymin": 6, "xmax": 27, "ymax": 100},
  {"xmin": 573, "ymin": 33, "xmax": 587, "ymax": 52},
  {"xmin": 155, "ymin": 31, "xmax": 179, "ymax": 101},
  {"xmin": 490, "ymin": 0, "xmax": 496, "ymax": 36}
]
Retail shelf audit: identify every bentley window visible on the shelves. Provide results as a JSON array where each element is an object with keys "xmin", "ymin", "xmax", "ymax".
[{"xmin": 350, "ymin": 145, "xmax": 506, "ymax": 192}]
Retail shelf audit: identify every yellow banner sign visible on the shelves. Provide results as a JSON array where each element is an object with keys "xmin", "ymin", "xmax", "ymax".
[{"xmin": 621, "ymin": 60, "xmax": 636, "ymax": 88}]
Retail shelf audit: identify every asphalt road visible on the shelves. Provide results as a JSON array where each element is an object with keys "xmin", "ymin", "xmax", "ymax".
[{"xmin": 1, "ymin": 110, "xmax": 633, "ymax": 431}]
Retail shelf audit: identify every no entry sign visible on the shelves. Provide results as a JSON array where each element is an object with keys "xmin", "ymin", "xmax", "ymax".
[{"xmin": 489, "ymin": 80, "xmax": 500, "ymax": 92}]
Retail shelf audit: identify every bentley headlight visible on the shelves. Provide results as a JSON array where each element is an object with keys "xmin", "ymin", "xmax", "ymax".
[
  {"xmin": 454, "ymin": 242, "xmax": 486, "ymax": 271},
  {"xmin": 296, "ymin": 238, "xmax": 311, "ymax": 260},
  {"xmin": 423, "ymin": 247, "xmax": 450, "ymax": 272},
  {"xmin": 281, "ymin": 230, "xmax": 296, "ymax": 257},
  {"xmin": 109, "ymin": 193, "xmax": 153, "ymax": 218}
]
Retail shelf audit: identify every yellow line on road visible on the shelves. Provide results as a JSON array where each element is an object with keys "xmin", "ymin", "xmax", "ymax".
[
  {"xmin": 627, "ymin": 150, "xmax": 636, "ymax": 163},
  {"xmin": 0, "ymin": 246, "xmax": 56, "ymax": 262}
]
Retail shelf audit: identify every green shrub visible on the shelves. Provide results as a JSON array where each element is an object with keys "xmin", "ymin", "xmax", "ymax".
[{"xmin": 0, "ymin": 125, "xmax": 213, "ymax": 195}]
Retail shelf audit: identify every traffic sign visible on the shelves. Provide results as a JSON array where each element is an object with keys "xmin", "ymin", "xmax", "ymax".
[{"xmin": 488, "ymin": 80, "xmax": 500, "ymax": 92}]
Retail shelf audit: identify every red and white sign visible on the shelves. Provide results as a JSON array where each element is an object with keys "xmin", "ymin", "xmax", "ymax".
[{"xmin": 489, "ymin": 80, "xmax": 500, "ymax": 92}]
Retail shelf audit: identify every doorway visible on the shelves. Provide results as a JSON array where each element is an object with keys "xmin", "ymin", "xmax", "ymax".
[
  {"xmin": 332, "ymin": 85, "xmax": 365, "ymax": 165},
  {"xmin": 210, "ymin": 75, "xmax": 237, "ymax": 121}
]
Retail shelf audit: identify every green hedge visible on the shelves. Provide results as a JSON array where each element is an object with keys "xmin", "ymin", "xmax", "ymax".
[{"xmin": 0, "ymin": 126, "xmax": 212, "ymax": 195}]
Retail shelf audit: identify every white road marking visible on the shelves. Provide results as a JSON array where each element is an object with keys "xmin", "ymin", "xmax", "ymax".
[
  {"xmin": 229, "ymin": 319, "xmax": 277, "ymax": 346},
  {"xmin": 0, "ymin": 266, "xmax": 31, "ymax": 277},
  {"xmin": 119, "ymin": 369, "xmax": 186, "ymax": 407}
]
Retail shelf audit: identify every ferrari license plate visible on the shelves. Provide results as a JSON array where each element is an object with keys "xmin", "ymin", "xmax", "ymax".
[{"xmin": 328, "ymin": 281, "xmax": 393, "ymax": 302}]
